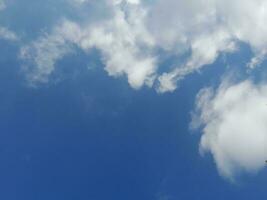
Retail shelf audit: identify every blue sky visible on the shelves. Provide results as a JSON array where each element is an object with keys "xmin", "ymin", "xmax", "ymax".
[{"xmin": 1, "ymin": 0, "xmax": 267, "ymax": 199}]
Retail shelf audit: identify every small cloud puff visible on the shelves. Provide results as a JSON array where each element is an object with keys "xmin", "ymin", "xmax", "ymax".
[{"xmin": 0, "ymin": 27, "xmax": 18, "ymax": 41}]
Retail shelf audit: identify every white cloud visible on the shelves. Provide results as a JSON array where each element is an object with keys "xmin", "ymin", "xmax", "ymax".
[
  {"xmin": 247, "ymin": 51, "xmax": 267, "ymax": 69},
  {"xmin": 20, "ymin": 0, "xmax": 267, "ymax": 90},
  {"xmin": 192, "ymin": 80, "xmax": 267, "ymax": 179},
  {"xmin": 152, "ymin": 0, "xmax": 267, "ymax": 92},
  {"xmin": 0, "ymin": 27, "xmax": 18, "ymax": 41},
  {"xmin": 77, "ymin": 2, "xmax": 156, "ymax": 88},
  {"xmin": 157, "ymin": 28, "xmax": 236, "ymax": 93},
  {"xmin": 21, "ymin": 1, "xmax": 157, "ymax": 88}
]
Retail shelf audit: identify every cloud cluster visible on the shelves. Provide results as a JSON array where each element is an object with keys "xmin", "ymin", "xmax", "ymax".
[
  {"xmin": 20, "ymin": 0, "xmax": 267, "ymax": 90},
  {"xmin": 2, "ymin": 0, "xmax": 267, "ymax": 180},
  {"xmin": 192, "ymin": 80, "xmax": 267, "ymax": 179}
]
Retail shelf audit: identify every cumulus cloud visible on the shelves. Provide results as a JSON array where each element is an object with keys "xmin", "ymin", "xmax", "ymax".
[
  {"xmin": 191, "ymin": 80, "xmax": 267, "ymax": 179},
  {"xmin": 20, "ymin": 0, "xmax": 267, "ymax": 90}
]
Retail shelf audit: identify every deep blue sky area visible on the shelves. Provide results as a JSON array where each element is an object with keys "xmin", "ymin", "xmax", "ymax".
[{"xmin": 1, "ymin": 36, "xmax": 267, "ymax": 200}]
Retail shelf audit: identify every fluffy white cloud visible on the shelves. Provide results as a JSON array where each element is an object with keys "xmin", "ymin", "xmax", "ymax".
[
  {"xmin": 192, "ymin": 80, "xmax": 267, "ymax": 179},
  {"xmin": 153, "ymin": 0, "xmax": 267, "ymax": 92},
  {"xmin": 20, "ymin": 0, "xmax": 267, "ymax": 90},
  {"xmin": 21, "ymin": 1, "xmax": 156, "ymax": 88},
  {"xmin": 157, "ymin": 28, "xmax": 236, "ymax": 93}
]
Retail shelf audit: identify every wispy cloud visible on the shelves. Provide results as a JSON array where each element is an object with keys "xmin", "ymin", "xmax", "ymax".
[
  {"xmin": 0, "ymin": 0, "xmax": 18, "ymax": 41},
  {"xmin": 20, "ymin": 28, "xmax": 72, "ymax": 85},
  {"xmin": 0, "ymin": 27, "xmax": 18, "ymax": 41}
]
